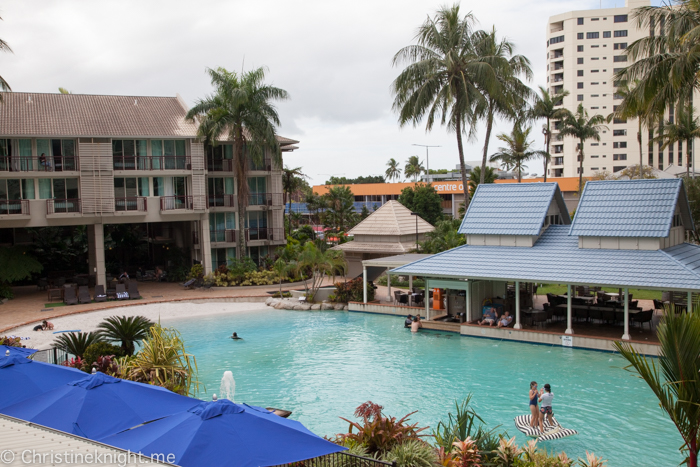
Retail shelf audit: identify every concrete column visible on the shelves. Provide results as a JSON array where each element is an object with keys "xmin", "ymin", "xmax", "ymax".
[
  {"xmin": 386, "ymin": 268, "xmax": 391, "ymax": 302},
  {"xmin": 425, "ymin": 278, "xmax": 430, "ymax": 320},
  {"xmin": 200, "ymin": 218, "xmax": 213, "ymax": 273},
  {"xmin": 88, "ymin": 227, "xmax": 97, "ymax": 279},
  {"xmin": 362, "ymin": 266, "xmax": 368, "ymax": 304},
  {"xmin": 466, "ymin": 281, "xmax": 471, "ymax": 322},
  {"xmin": 565, "ymin": 284, "xmax": 573, "ymax": 335},
  {"xmin": 92, "ymin": 223, "xmax": 106, "ymax": 287},
  {"xmin": 688, "ymin": 291, "xmax": 693, "ymax": 312},
  {"xmin": 408, "ymin": 275, "xmax": 413, "ymax": 292},
  {"xmin": 514, "ymin": 280, "xmax": 522, "ymax": 329},
  {"xmin": 622, "ymin": 288, "xmax": 630, "ymax": 340}
]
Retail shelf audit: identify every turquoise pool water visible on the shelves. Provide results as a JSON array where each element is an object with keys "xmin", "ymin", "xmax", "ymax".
[{"xmin": 167, "ymin": 309, "xmax": 680, "ymax": 466}]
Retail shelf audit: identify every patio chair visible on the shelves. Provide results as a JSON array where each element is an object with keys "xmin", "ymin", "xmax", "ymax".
[
  {"xmin": 588, "ymin": 307, "xmax": 602, "ymax": 323},
  {"xmin": 94, "ymin": 284, "xmax": 107, "ymax": 302},
  {"xmin": 414, "ymin": 293, "xmax": 424, "ymax": 307},
  {"xmin": 393, "ymin": 290, "xmax": 402, "ymax": 305},
  {"xmin": 533, "ymin": 312, "xmax": 548, "ymax": 328},
  {"xmin": 116, "ymin": 283, "xmax": 130, "ymax": 300},
  {"xmin": 180, "ymin": 279, "xmax": 196, "ymax": 289},
  {"xmin": 127, "ymin": 281, "xmax": 142, "ymax": 299},
  {"xmin": 633, "ymin": 309, "xmax": 654, "ymax": 330},
  {"xmin": 63, "ymin": 287, "xmax": 78, "ymax": 305},
  {"xmin": 37, "ymin": 278, "xmax": 48, "ymax": 290},
  {"xmin": 78, "ymin": 286, "xmax": 91, "ymax": 304},
  {"xmin": 601, "ymin": 308, "xmax": 615, "ymax": 324},
  {"xmin": 398, "ymin": 294, "xmax": 409, "ymax": 306},
  {"xmin": 573, "ymin": 307, "xmax": 588, "ymax": 322},
  {"xmin": 47, "ymin": 288, "xmax": 62, "ymax": 302},
  {"xmin": 56, "ymin": 277, "xmax": 66, "ymax": 287}
]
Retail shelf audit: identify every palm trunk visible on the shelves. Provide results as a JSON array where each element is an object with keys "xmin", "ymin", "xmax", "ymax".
[
  {"xmin": 234, "ymin": 126, "xmax": 248, "ymax": 259},
  {"xmin": 689, "ymin": 436, "xmax": 697, "ymax": 467},
  {"xmin": 480, "ymin": 105, "xmax": 494, "ymax": 184},
  {"xmin": 543, "ymin": 119, "xmax": 550, "ymax": 182},
  {"xmin": 287, "ymin": 190, "xmax": 292, "ymax": 236},
  {"xmin": 638, "ymin": 119, "xmax": 643, "ymax": 179},
  {"xmin": 456, "ymin": 118, "xmax": 471, "ymax": 211},
  {"xmin": 578, "ymin": 139, "xmax": 584, "ymax": 194},
  {"xmin": 688, "ymin": 138, "xmax": 692, "ymax": 178}
]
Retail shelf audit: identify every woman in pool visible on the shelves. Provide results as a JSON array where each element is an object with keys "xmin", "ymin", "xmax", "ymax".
[
  {"xmin": 529, "ymin": 381, "xmax": 540, "ymax": 428},
  {"xmin": 230, "ymin": 332, "xmax": 242, "ymax": 340}
]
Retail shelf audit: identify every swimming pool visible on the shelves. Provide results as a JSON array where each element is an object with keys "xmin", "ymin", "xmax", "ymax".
[{"xmin": 166, "ymin": 308, "xmax": 679, "ymax": 466}]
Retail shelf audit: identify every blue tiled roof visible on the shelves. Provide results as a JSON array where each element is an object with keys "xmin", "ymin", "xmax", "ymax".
[
  {"xmin": 391, "ymin": 225, "xmax": 700, "ymax": 290},
  {"xmin": 569, "ymin": 179, "xmax": 691, "ymax": 237},
  {"xmin": 459, "ymin": 183, "xmax": 570, "ymax": 236}
]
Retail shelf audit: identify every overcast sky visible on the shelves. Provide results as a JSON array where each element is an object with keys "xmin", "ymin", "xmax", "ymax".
[{"xmin": 2, "ymin": 0, "xmax": 662, "ymax": 185}]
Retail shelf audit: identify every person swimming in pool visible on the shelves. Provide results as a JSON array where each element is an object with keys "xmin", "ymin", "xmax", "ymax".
[
  {"xmin": 404, "ymin": 314, "xmax": 414, "ymax": 328},
  {"xmin": 230, "ymin": 332, "xmax": 242, "ymax": 340}
]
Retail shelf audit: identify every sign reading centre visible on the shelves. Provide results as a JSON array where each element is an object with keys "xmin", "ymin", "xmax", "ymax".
[{"xmin": 432, "ymin": 182, "xmax": 464, "ymax": 194}]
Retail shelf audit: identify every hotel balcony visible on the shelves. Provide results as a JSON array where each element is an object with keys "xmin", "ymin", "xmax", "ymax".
[
  {"xmin": 0, "ymin": 156, "xmax": 77, "ymax": 172},
  {"xmin": 245, "ymin": 227, "xmax": 283, "ymax": 242},
  {"xmin": 47, "ymin": 198, "xmax": 81, "ymax": 214},
  {"xmin": 159, "ymin": 195, "xmax": 205, "ymax": 212},
  {"xmin": 0, "ymin": 199, "xmax": 30, "ymax": 216},
  {"xmin": 113, "ymin": 156, "xmax": 191, "ymax": 171},
  {"xmin": 248, "ymin": 192, "xmax": 283, "ymax": 207},
  {"xmin": 114, "ymin": 197, "xmax": 148, "ymax": 213},
  {"xmin": 207, "ymin": 194, "xmax": 237, "ymax": 210},
  {"xmin": 211, "ymin": 229, "xmax": 238, "ymax": 244}
]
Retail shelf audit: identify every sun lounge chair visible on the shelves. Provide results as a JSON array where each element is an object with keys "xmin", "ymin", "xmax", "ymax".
[
  {"xmin": 116, "ymin": 283, "xmax": 129, "ymax": 300},
  {"xmin": 180, "ymin": 279, "xmax": 196, "ymax": 289},
  {"xmin": 127, "ymin": 281, "xmax": 142, "ymax": 299},
  {"xmin": 94, "ymin": 284, "xmax": 107, "ymax": 302},
  {"xmin": 78, "ymin": 286, "xmax": 91, "ymax": 304},
  {"xmin": 64, "ymin": 287, "xmax": 78, "ymax": 305}
]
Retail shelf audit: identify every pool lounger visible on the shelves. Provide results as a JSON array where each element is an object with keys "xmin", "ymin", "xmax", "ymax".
[{"xmin": 514, "ymin": 414, "xmax": 578, "ymax": 441}]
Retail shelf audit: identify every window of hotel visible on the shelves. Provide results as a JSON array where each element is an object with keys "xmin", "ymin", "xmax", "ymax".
[
  {"xmin": 550, "ymin": 35, "xmax": 564, "ymax": 44},
  {"xmin": 114, "ymin": 178, "xmax": 149, "ymax": 198},
  {"xmin": 586, "ymin": 32, "xmax": 599, "ymax": 39},
  {"xmin": 207, "ymin": 177, "xmax": 235, "ymax": 206},
  {"xmin": 591, "ymin": 155, "xmax": 599, "ymax": 158},
  {"xmin": 577, "ymin": 82, "xmax": 584, "ymax": 88},
  {"xmin": 112, "ymin": 140, "xmax": 147, "ymax": 169},
  {"xmin": 613, "ymin": 142, "xmax": 627, "ymax": 149},
  {"xmin": 246, "ymin": 211, "xmax": 268, "ymax": 239},
  {"xmin": 591, "ymin": 143, "xmax": 600, "ymax": 146},
  {"xmin": 206, "ymin": 143, "xmax": 234, "ymax": 171},
  {"xmin": 591, "ymin": 57, "xmax": 599, "ymax": 60},
  {"xmin": 38, "ymin": 140, "xmax": 76, "ymax": 171},
  {"xmin": 577, "ymin": 70, "xmax": 584, "ymax": 76},
  {"xmin": 577, "ymin": 45, "xmax": 584, "ymax": 52},
  {"xmin": 591, "ymin": 45, "xmax": 599, "ymax": 48},
  {"xmin": 614, "ymin": 43, "xmax": 627, "ymax": 49},
  {"xmin": 248, "ymin": 177, "xmax": 267, "ymax": 205},
  {"xmin": 613, "ymin": 129, "xmax": 627, "ymax": 136},
  {"xmin": 0, "ymin": 179, "xmax": 34, "ymax": 200},
  {"xmin": 0, "ymin": 139, "xmax": 33, "ymax": 171},
  {"xmin": 210, "ymin": 213, "xmax": 237, "ymax": 243},
  {"xmin": 151, "ymin": 140, "xmax": 187, "ymax": 169},
  {"xmin": 591, "ymin": 82, "xmax": 599, "ymax": 85},
  {"xmin": 211, "ymin": 247, "xmax": 236, "ymax": 270},
  {"xmin": 613, "ymin": 55, "xmax": 628, "ymax": 62},
  {"xmin": 577, "ymin": 94, "xmax": 584, "ymax": 101},
  {"xmin": 577, "ymin": 33, "xmax": 584, "ymax": 39},
  {"xmin": 591, "ymin": 69, "xmax": 599, "ymax": 73},
  {"xmin": 613, "ymin": 118, "xmax": 627, "ymax": 124},
  {"xmin": 591, "ymin": 94, "xmax": 599, "ymax": 97},
  {"xmin": 614, "ymin": 15, "xmax": 628, "ymax": 23},
  {"xmin": 38, "ymin": 178, "xmax": 79, "ymax": 200},
  {"xmin": 577, "ymin": 57, "xmax": 584, "ymax": 64},
  {"xmin": 614, "ymin": 30, "xmax": 628, "ymax": 37},
  {"xmin": 152, "ymin": 177, "xmax": 186, "ymax": 197},
  {"xmin": 577, "ymin": 17, "xmax": 584, "ymax": 25},
  {"xmin": 603, "ymin": 31, "xmax": 611, "ymax": 38},
  {"xmin": 591, "ymin": 18, "xmax": 599, "ymax": 21},
  {"xmin": 613, "ymin": 154, "xmax": 627, "ymax": 161}
]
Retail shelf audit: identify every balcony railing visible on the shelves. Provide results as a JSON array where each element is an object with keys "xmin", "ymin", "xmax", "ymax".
[
  {"xmin": 249, "ymin": 192, "xmax": 283, "ymax": 206},
  {"xmin": 246, "ymin": 227, "xmax": 283, "ymax": 242},
  {"xmin": 0, "ymin": 199, "xmax": 29, "ymax": 215},
  {"xmin": 160, "ymin": 195, "xmax": 193, "ymax": 211},
  {"xmin": 207, "ymin": 194, "xmax": 237, "ymax": 208},
  {"xmin": 211, "ymin": 229, "xmax": 238, "ymax": 244},
  {"xmin": 248, "ymin": 157, "xmax": 273, "ymax": 171},
  {"xmin": 113, "ymin": 156, "xmax": 191, "ymax": 170},
  {"xmin": 0, "ymin": 156, "xmax": 77, "ymax": 172},
  {"xmin": 115, "ymin": 197, "xmax": 148, "ymax": 212},
  {"xmin": 207, "ymin": 159, "xmax": 234, "ymax": 172},
  {"xmin": 47, "ymin": 199, "xmax": 81, "ymax": 214}
]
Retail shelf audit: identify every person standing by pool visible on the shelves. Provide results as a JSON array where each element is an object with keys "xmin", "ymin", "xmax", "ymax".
[
  {"xmin": 538, "ymin": 383, "xmax": 554, "ymax": 432},
  {"xmin": 411, "ymin": 315, "xmax": 422, "ymax": 333},
  {"xmin": 529, "ymin": 381, "xmax": 540, "ymax": 428}
]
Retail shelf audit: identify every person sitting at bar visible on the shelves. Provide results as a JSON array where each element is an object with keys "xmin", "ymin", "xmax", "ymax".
[
  {"xmin": 497, "ymin": 311, "xmax": 513, "ymax": 328},
  {"xmin": 477, "ymin": 306, "xmax": 498, "ymax": 326}
]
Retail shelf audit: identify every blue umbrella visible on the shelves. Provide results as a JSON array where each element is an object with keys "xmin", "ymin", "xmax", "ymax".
[
  {"xmin": 100, "ymin": 399, "xmax": 345, "ymax": 467},
  {"xmin": 0, "ymin": 355, "xmax": 85, "ymax": 410},
  {"xmin": 2, "ymin": 372, "xmax": 200, "ymax": 440},
  {"xmin": 0, "ymin": 345, "xmax": 37, "ymax": 358}
]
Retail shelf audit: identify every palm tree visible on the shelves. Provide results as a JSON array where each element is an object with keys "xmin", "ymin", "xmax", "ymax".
[
  {"xmin": 0, "ymin": 16, "xmax": 12, "ymax": 103},
  {"xmin": 472, "ymin": 28, "xmax": 533, "ymax": 184},
  {"xmin": 404, "ymin": 155, "xmax": 425, "ymax": 182},
  {"xmin": 323, "ymin": 185, "xmax": 358, "ymax": 236},
  {"xmin": 186, "ymin": 67, "xmax": 289, "ymax": 257},
  {"xmin": 656, "ymin": 103, "xmax": 700, "ymax": 177},
  {"xmin": 385, "ymin": 158, "xmax": 401, "ymax": 182},
  {"xmin": 392, "ymin": 5, "xmax": 496, "ymax": 210},
  {"xmin": 294, "ymin": 242, "xmax": 347, "ymax": 300},
  {"xmin": 282, "ymin": 166, "xmax": 307, "ymax": 236},
  {"xmin": 419, "ymin": 219, "xmax": 466, "ymax": 253},
  {"xmin": 96, "ymin": 315, "xmax": 154, "ymax": 356},
  {"xmin": 558, "ymin": 104, "xmax": 607, "ymax": 193},
  {"xmin": 530, "ymin": 86, "xmax": 570, "ymax": 182},
  {"xmin": 489, "ymin": 124, "xmax": 539, "ymax": 182},
  {"xmin": 614, "ymin": 308, "xmax": 700, "ymax": 467},
  {"xmin": 54, "ymin": 332, "xmax": 102, "ymax": 359},
  {"xmin": 607, "ymin": 80, "xmax": 654, "ymax": 179},
  {"xmin": 467, "ymin": 166, "xmax": 498, "ymax": 194}
]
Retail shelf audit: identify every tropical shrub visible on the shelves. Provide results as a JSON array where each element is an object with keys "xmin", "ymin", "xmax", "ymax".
[
  {"xmin": 337, "ymin": 401, "xmax": 428, "ymax": 456},
  {"xmin": 240, "ymin": 270, "xmax": 276, "ymax": 286},
  {"xmin": 383, "ymin": 439, "xmax": 439, "ymax": 467},
  {"xmin": 119, "ymin": 323, "xmax": 199, "ymax": 396},
  {"xmin": 334, "ymin": 277, "xmax": 373, "ymax": 303},
  {"xmin": 433, "ymin": 397, "xmax": 500, "ymax": 456},
  {"xmin": 97, "ymin": 315, "xmax": 154, "ymax": 356},
  {"xmin": 0, "ymin": 246, "xmax": 43, "ymax": 300},
  {"xmin": 82, "ymin": 342, "xmax": 124, "ymax": 371},
  {"xmin": 53, "ymin": 332, "xmax": 103, "ymax": 358},
  {"xmin": 0, "ymin": 336, "xmax": 22, "ymax": 347},
  {"xmin": 93, "ymin": 355, "xmax": 121, "ymax": 376},
  {"xmin": 187, "ymin": 264, "xmax": 204, "ymax": 281},
  {"xmin": 61, "ymin": 356, "xmax": 84, "ymax": 369}
]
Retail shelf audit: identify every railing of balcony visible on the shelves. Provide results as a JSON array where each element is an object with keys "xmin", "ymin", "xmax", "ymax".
[
  {"xmin": 248, "ymin": 157, "xmax": 273, "ymax": 171},
  {"xmin": 113, "ymin": 156, "xmax": 191, "ymax": 170},
  {"xmin": 160, "ymin": 195, "xmax": 192, "ymax": 211},
  {"xmin": 245, "ymin": 227, "xmax": 283, "ymax": 242},
  {"xmin": 211, "ymin": 229, "xmax": 238, "ymax": 244},
  {"xmin": 0, "ymin": 156, "xmax": 77, "ymax": 172},
  {"xmin": 207, "ymin": 194, "xmax": 236, "ymax": 208},
  {"xmin": 115, "ymin": 197, "xmax": 148, "ymax": 212},
  {"xmin": 248, "ymin": 192, "xmax": 283, "ymax": 206},
  {"xmin": 206, "ymin": 159, "xmax": 234, "ymax": 172},
  {"xmin": 0, "ymin": 199, "xmax": 29, "ymax": 215},
  {"xmin": 47, "ymin": 199, "xmax": 81, "ymax": 214}
]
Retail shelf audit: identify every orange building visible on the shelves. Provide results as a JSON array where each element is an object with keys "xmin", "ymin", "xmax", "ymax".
[{"xmin": 313, "ymin": 177, "xmax": 582, "ymax": 218}]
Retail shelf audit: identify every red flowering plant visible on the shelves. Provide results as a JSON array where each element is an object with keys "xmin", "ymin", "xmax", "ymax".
[{"xmin": 61, "ymin": 357, "xmax": 84, "ymax": 369}]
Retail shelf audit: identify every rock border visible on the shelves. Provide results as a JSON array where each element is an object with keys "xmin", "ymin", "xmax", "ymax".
[{"xmin": 265, "ymin": 297, "xmax": 348, "ymax": 311}]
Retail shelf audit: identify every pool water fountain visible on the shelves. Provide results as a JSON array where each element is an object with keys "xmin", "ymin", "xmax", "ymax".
[{"xmin": 220, "ymin": 371, "xmax": 235, "ymax": 401}]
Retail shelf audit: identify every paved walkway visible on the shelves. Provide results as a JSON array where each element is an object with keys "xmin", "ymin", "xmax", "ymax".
[{"xmin": 0, "ymin": 280, "xmax": 329, "ymax": 333}]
